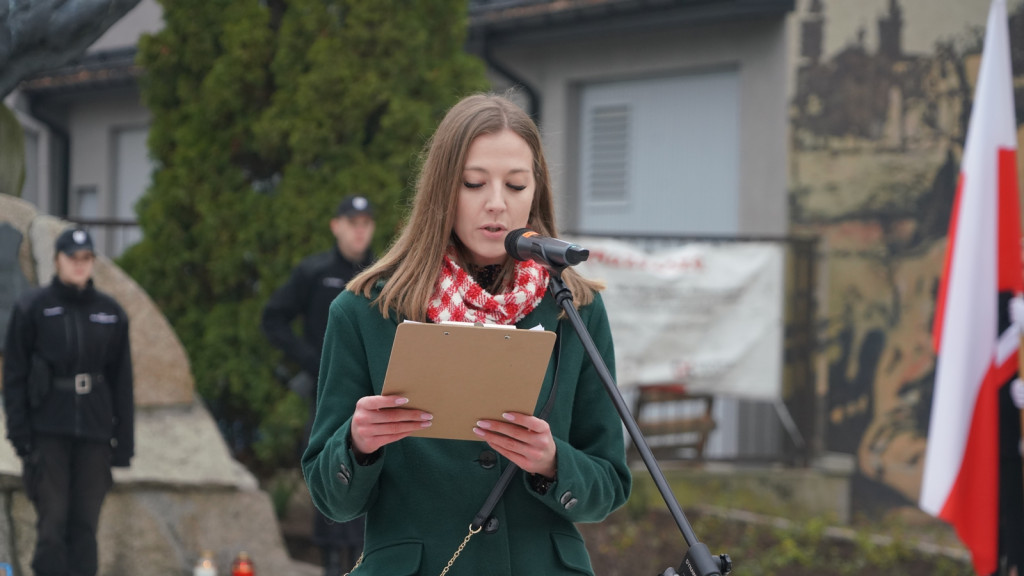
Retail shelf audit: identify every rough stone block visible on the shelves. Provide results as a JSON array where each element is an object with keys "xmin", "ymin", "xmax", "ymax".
[{"xmin": 9, "ymin": 487, "xmax": 319, "ymax": 576}]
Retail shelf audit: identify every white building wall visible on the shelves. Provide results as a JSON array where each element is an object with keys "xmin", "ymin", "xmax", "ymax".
[
  {"xmin": 67, "ymin": 89, "xmax": 151, "ymax": 256},
  {"xmin": 487, "ymin": 17, "xmax": 790, "ymax": 236}
]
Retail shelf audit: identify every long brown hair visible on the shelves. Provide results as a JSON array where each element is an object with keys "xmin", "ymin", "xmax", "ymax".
[{"xmin": 347, "ymin": 93, "xmax": 602, "ymax": 321}]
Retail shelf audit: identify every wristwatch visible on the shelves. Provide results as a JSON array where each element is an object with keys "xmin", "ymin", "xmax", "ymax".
[
  {"xmin": 355, "ymin": 448, "xmax": 382, "ymax": 466},
  {"xmin": 347, "ymin": 432, "xmax": 382, "ymax": 466},
  {"xmin": 528, "ymin": 472, "xmax": 557, "ymax": 495}
]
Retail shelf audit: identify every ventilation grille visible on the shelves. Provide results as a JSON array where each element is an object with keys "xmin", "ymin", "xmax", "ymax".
[{"xmin": 587, "ymin": 104, "xmax": 630, "ymax": 203}]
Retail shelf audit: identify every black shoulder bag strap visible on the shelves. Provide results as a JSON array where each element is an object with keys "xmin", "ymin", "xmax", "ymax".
[{"xmin": 470, "ymin": 321, "xmax": 564, "ymax": 531}]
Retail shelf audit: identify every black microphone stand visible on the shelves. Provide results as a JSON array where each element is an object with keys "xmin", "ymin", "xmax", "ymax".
[{"xmin": 547, "ymin": 266, "xmax": 732, "ymax": 576}]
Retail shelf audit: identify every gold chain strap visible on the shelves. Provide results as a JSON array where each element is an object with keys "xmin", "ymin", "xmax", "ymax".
[
  {"xmin": 439, "ymin": 524, "xmax": 482, "ymax": 576},
  {"xmin": 342, "ymin": 553, "xmax": 364, "ymax": 576},
  {"xmin": 342, "ymin": 523, "xmax": 482, "ymax": 576}
]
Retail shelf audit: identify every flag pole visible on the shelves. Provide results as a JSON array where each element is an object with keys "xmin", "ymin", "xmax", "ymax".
[
  {"xmin": 1019, "ymin": 325, "xmax": 1024, "ymax": 480},
  {"xmin": 1020, "ymin": 238, "xmax": 1024, "ymax": 504}
]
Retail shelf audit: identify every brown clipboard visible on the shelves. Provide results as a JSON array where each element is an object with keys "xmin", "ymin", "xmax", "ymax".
[{"xmin": 381, "ymin": 322, "xmax": 557, "ymax": 440}]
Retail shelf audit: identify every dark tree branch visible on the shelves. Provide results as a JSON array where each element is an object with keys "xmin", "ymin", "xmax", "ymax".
[{"xmin": 0, "ymin": 0, "xmax": 143, "ymax": 97}]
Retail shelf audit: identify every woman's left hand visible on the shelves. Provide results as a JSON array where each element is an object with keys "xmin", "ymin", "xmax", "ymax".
[{"xmin": 473, "ymin": 412, "xmax": 557, "ymax": 477}]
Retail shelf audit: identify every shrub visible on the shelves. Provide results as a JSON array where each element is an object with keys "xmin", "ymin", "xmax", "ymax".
[{"xmin": 120, "ymin": 0, "xmax": 488, "ymax": 470}]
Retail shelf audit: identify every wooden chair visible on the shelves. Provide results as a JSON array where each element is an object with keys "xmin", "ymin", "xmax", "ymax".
[{"xmin": 629, "ymin": 383, "xmax": 716, "ymax": 462}]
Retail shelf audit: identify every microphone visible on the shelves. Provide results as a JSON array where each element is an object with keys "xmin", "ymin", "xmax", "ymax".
[{"xmin": 504, "ymin": 228, "xmax": 590, "ymax": 268}]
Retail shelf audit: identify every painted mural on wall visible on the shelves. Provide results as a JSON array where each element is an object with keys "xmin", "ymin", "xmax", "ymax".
[{"xmin": 789, "ymin": 0, "xmax": 1024, "ymax": 512}]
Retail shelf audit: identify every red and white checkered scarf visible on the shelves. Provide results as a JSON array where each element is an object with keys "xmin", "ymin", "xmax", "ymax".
[{"xmin": 426, "ymin": 253, "xmax": 549, "ymax": 325}]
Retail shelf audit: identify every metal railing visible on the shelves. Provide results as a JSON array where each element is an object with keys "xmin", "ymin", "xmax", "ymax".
[{"xmin": 67, "ymin": 218, "xmax": 141, "ymax": 259}]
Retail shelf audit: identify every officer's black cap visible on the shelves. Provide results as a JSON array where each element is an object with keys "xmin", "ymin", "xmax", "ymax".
[
  {"xmin": 55, "ymin": 228, "xmax": 95, "ymax": 257},
  {"xmin": 335, "ymin": 195, "xmax": 374, "ymax": 218}
]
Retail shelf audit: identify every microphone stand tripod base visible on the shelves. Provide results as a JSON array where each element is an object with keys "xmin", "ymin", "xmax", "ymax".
[{"xmin": 669, "ymin": 543, "xmax": 732, "ymax": 576}]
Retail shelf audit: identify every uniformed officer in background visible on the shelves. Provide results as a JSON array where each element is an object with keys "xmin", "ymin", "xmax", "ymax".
[
  {"xmin": 261, "ymin": 195, "xmax": 375, "ymax": 576},
  {"xmin": 3, "ymin": 227, "xmax": 134, "ymax": 576}
]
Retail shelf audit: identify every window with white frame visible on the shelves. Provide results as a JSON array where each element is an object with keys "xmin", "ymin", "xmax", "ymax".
[{"xmin": 112, "ymin": 126, "xmax": 151, "ymax": 256}]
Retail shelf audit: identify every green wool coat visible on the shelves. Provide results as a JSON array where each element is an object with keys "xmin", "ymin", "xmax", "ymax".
[{"xmin": 302, "ymin": 288, "xmax": 632, "ymax": 575}]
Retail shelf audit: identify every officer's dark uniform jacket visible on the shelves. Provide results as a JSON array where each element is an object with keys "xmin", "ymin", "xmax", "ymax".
[
  {"xmin": 3, "ymin": 276, "xmax": 133, "ymax": 464},
  {"xmin": 261, "ymin": 246, "xmax": 373, "ymax": 378}
]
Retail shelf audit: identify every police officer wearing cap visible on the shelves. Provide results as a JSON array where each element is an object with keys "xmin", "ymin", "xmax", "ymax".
[
  {"xmin": 3, "ymin": 227, "xmax": 134, "ymax": 576},
  {"xmin": 261, "ymin": 195, "xmax": 375, "ymax": 576}
]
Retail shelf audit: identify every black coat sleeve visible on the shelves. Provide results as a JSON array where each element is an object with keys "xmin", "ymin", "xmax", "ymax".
[
  {"xmin": 261, "ymin": 265, "xmax": 321, "ymax": 375},
  {"xmin": 109, "ymin": 312, "xmax": 134, "ymax": 467},
  {"xmin": 3, "ymin": 296, "xmax": 35, "ymax": 449}
]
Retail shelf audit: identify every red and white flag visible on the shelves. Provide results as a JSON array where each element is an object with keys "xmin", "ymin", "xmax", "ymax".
[{"xmin": 921, "ymin": 1, "xmax": 1022, "ymax": 573}]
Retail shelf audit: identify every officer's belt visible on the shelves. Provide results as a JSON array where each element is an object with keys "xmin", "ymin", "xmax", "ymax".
[{"xmin": 52, "ymin": 373, "xmax": 105, "ymax": 395}]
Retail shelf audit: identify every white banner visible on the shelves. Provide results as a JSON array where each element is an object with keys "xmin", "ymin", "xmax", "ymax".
[{"xmin": 570, "ymin": 237, "xmax": 784, "ymax": 401}]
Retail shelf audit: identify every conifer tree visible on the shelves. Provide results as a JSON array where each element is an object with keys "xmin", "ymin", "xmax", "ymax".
[{"xmin": 121, "ymin": 0, "xmax": 488, "ymax": 468}]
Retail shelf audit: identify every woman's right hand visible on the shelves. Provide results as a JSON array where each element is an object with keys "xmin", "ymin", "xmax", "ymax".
[{"xmin": 349, "ymin": 395, "xmax": 433, "ymax": 456}]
